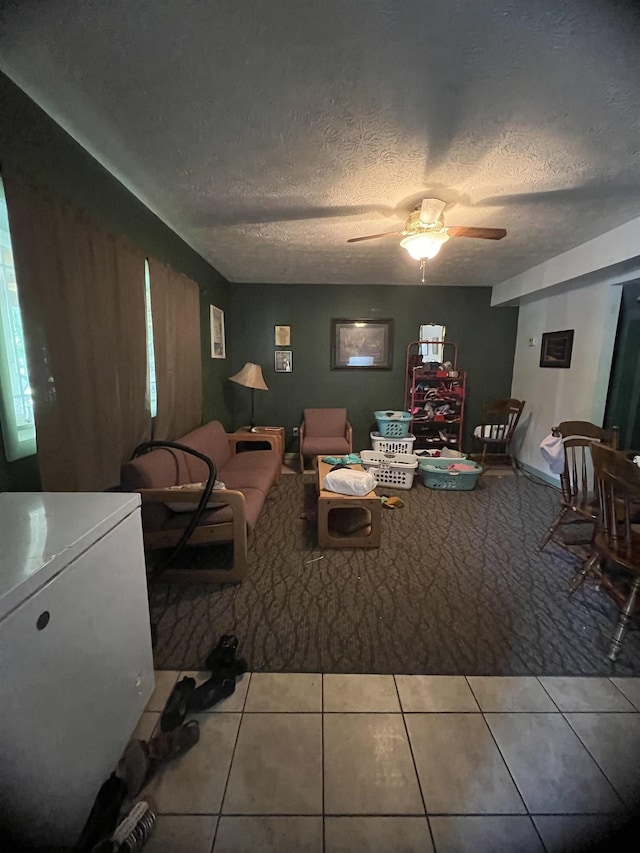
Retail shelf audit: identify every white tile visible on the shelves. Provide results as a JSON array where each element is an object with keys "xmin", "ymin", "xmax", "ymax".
[
  {"xmin": 214, "ymin": 816, "xmax": 322, "ymax": 852},
  {"xmin": 539, "ymin": 677, "xmax": 636, "ymax": 712},
  {"xmin": 405, "ymin": 714, "xmax": 525, "ymax": 814},
  {"xmin": 179, "ymin": 670, "xmax": 251, "ymax": 712},
  {"xmin": 143, "ymin": 712, "xmax": 240, "ymax": 814},
  {"xmin": 223, "ymin": 713, "xmax": 322, "ymax": 814},
  {"xmin": 533, "ymin": 815, "xmax": 626, "ymax": 853},
  {"xmin": 145, "ymin": 671, "xmax": 179, "ymax": 712},
  {"xmin": 610, "ymin": 677, "xmax": 640, "ymax": 711},
  {"xmin": 244, "ymin": 673, "xmax": 321, "ymax": 712},
  {"xmin": 324, "ymin": 714, "xmax": 424, "ymax": 815},
  {"xmin": 324, "ymin": 674, "xmax": 400, "ymax": 712},
  {"xmin": 467, "ymin": 677, "xmax": 557, "ymax": 712},
  {"xmin": 486, "ymin": 713, "xmax": 624, "ymax": 814},
  {"xmin": 325, "ymin": 816, "xmax": 433, "ymax": 852},
  {"xmin": 430, "ymin": 816, "xmax": 543, "ymax": 853},
  {"xmin": 566, "ymin": 712, "xmax": 640, "ymax": 807},
  {"xmin": 145, "ymin": 815, "xmax": 217, "ymax": 853},
  {"xmin": 396, "ymin": 676, "xmax": 478, "ymax": 712}
]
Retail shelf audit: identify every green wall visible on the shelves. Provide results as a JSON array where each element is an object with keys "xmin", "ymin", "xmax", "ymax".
[
  {"xmin": 0, "ymin": 71, "xmax": 520, "ymax": 487},
  {"xmin": 227, "ymin": 283, "xmax": 519, "ymax": 454},
  {"xmin": 0, "ymin": 71, "xmax": 230, "ymax": 490}
]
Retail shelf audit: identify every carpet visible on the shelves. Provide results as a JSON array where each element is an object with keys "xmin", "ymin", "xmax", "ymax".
[{"xmin": 148, "ymin": 472, "xmax": 640, "ymax": 676}]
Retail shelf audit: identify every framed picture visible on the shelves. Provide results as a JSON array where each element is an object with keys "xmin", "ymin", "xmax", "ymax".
[
  {"xmin": 331, "ymin": 318, "xmax": 393, "ymax": 370},
  {"xmin": 540, "ymin": 329, "xmax": 574, "ymax": 368},
  {"xmin": 274, "ymin": 325, "xmax": 291, "ymax": 346},
  {"xmin": 274, "ymin": 350, "xmax": 292, "ymax": 372},
  {"xmin": 210, "ymin": 304, "xmax": 226, "ymax": 359}
]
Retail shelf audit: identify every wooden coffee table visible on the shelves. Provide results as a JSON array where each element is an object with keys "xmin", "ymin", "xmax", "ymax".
[{"xmin": 316, "ymin": 457, "xmax": 381, "ymax": 548}]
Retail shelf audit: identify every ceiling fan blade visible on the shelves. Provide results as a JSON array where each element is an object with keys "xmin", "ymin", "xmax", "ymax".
[
  {"xmin": 446, "ymin": 226, "xmax": 507, "ymax": 240},
  {"xmin": 347, "ymin": 231, "xmax": 403, "ymax": 243}
]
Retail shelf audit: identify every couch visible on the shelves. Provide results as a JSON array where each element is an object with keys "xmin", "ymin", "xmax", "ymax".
[{"xmin": 120, "ymin": 420, "xmax": 281, "ymax": 583}]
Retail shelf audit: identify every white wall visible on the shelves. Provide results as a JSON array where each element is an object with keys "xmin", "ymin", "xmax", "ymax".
[
  {"xmin": 510, "ymin": 279, "xmax": 622, "ymax": 479},
  {"xmin": 490, "ymin": 213, "xmax": 640, "ymax": 481}
]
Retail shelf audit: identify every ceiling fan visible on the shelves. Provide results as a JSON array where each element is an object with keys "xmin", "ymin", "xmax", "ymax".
[{"xmin": 347, "ymin": 198, "xmax": 506, "ymax": 264}]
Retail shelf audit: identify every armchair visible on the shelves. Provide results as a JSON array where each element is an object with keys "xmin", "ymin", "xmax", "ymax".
[{"xmin": 299, "ymin": 408, "xmax": 352, "ymax": 473}]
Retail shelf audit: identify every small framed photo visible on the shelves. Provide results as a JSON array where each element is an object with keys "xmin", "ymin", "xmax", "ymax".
[
  {"xmin": 210, "ymin": 305, "xmax": 226, "ymax": 358},
  {"xmin": 274, "ymin": 350, "xmax": 292, "ymax": 373},
  {"xmin": 540, "ymin": 329, "xmax": 574, "ymax": 368},
  {"xmin": 274, "ymin": 325, "xmax": 291, "ymax": 346}
]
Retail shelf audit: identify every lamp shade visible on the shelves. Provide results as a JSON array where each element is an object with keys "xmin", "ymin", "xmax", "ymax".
[
  {"xmin": 229, "ymin": 362, "xmax": 269, "ymax": 391},
  {"xmin": 400, "ymin": 231, "xmax": 450, "ymax": 260}
]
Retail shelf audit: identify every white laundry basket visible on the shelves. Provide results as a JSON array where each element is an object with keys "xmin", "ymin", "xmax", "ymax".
[
  {"xmin": 370, "ymin": 431, "xmax": 416, "ymax": 454},
  {"xmin": 360, "ymin": 450, "xmax": 418, "ymax": 489}
]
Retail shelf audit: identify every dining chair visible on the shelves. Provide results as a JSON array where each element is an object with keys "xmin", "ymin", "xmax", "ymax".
[
  {"xmin": 539, "ymin": 421, "xmax": 619, "ymax": 553},
  {"xmin": 569, "ymin": 443, "xmax": 640, "ymax": 661},
  {"xmin": 473, "ymin": 398, "xmax": 525, "ymax": 470}
]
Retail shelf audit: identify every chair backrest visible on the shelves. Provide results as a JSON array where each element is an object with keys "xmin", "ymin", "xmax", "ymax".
[
  {"xmin": 303, "ymin": 408, "xmax": 348, "ymax": 437},
  {"xmin": 591, "ymin": 443, "xmax": 640, "ymax": 572},
  {"xmin": 555, "ymin": 421, "xmax": 619, "ymax": 507},
  {"xmin": 479, "ymin": 398, "xmax": 525, "ymax": 442}
]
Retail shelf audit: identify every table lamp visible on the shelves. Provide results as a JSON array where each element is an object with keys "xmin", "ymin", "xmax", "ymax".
[{"xmin": 229, "ymin": 362, "xmax": 269, "ymax": 431}]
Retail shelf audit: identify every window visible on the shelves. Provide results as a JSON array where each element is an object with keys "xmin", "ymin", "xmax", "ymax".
[
  {"xmin": 0, "ymin": 177, "xmax": 36, "ymax": 461},
  {"xmin": 144, "ymin": 259, "xmax": 157, "ymax": 418}
]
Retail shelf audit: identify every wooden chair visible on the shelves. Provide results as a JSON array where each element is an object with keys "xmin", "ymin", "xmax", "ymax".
[
  {"xmin": 299, "ymin": 408, "xmax": 352, "ymax": 473},
  {"xmin": 569, "ymin": 443, "xmax": 640, "ymax": 661},
  {"xmin": 473, "ymin": 398, "xmax": 525, "ymax": 470},
  {"xmin": 539, "ymin": 422, "xmax": 619, "ymax": 553}
]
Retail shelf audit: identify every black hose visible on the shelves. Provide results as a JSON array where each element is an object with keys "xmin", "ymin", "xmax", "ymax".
[{"xmin": 131, "ymin": 440, "xmax": 218, "ymax": 574}]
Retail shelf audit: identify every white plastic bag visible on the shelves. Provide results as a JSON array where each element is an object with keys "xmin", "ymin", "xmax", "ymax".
[
  {"xmin": 323, "ymin": 468, "xmax": 377, "ymax": 496},
  {"xmin": 539, "ymin": 433, "xmax": 565, "ymax": 475}
]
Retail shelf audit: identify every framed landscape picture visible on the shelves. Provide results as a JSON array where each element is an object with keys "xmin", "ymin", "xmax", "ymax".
[
  {"xmin": 331, "ymin": 318, "xmax": 393, "ymax": 370},
  {"xmin": 540, "ymin": 329, "xmax": 574, "ymax": 368}
]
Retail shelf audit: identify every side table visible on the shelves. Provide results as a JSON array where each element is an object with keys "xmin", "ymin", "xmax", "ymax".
[
  {"xmin": 316, "ymin": 457, "xmax": 381, "ymax": 548},
  {"xmin": 235, "ymin": 426, "xmax": 285, "ymax": 462}
]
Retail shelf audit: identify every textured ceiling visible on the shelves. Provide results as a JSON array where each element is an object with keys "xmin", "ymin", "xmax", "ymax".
[{"xmin": 1, "ymin": 0, "xmax": 640, "ymax": 287}]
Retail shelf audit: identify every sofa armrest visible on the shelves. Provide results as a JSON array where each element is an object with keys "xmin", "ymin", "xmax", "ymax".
[
  {"xmin": 137, "ymin": 486, "xmax": 246, "ymax": 514},
  {"xmin": 226, "ymin": 433, "xmax": 278, "ymax": 454},
  {"xmin": 346, "ymin": 421, "xmax": 353, "ymax": 450}
]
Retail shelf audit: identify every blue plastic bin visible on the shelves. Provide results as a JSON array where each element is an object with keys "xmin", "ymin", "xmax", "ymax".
[
  {"xmin": 418, "ymin": 457, "xmax": 483, "ymax": 491},
  {"xmin": 374, "ymin": 410, "xmax": 412, "ymax": 438}
]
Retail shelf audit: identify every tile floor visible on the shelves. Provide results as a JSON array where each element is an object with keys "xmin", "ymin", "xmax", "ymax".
[{"xmin": 135, "ymin": 672, "xmax": 640, "ymax": 852}]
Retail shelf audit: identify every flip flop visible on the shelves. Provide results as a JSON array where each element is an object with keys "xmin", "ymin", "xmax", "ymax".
[{"xmin": 148, "ymin": 719, "xmax": 200, "ymax": 764}]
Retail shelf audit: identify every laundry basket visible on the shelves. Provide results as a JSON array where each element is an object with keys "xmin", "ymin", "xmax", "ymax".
[
  {"xmin": 374, "ymin": 411, "xmax": 412, "ymax": 438},
  {"xmin": 360, "ymin": 450, "xmax": 418, "ymax": 489},
  {"xmin": 370, "ymin": 431, "xmax": 416, "ymax": 454},
  {"xmin": 418, "ymin": 458, "xmax": 483, "ymax": 491}
]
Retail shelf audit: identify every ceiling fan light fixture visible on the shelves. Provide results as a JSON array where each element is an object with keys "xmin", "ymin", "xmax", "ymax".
[{"xmin": 400, "ymin": 231, "xmax": 450, "ymax": 261}]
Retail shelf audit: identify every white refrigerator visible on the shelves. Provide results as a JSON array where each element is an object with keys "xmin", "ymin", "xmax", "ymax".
[{"xmin": 0, "ymin": 492, "xmax": 155, "ymax": 849}]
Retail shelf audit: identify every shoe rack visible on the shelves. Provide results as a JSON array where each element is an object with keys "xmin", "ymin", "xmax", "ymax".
[{"xmin": 404, "ymin": 341, "xmax": 467, "ymax": 452}]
